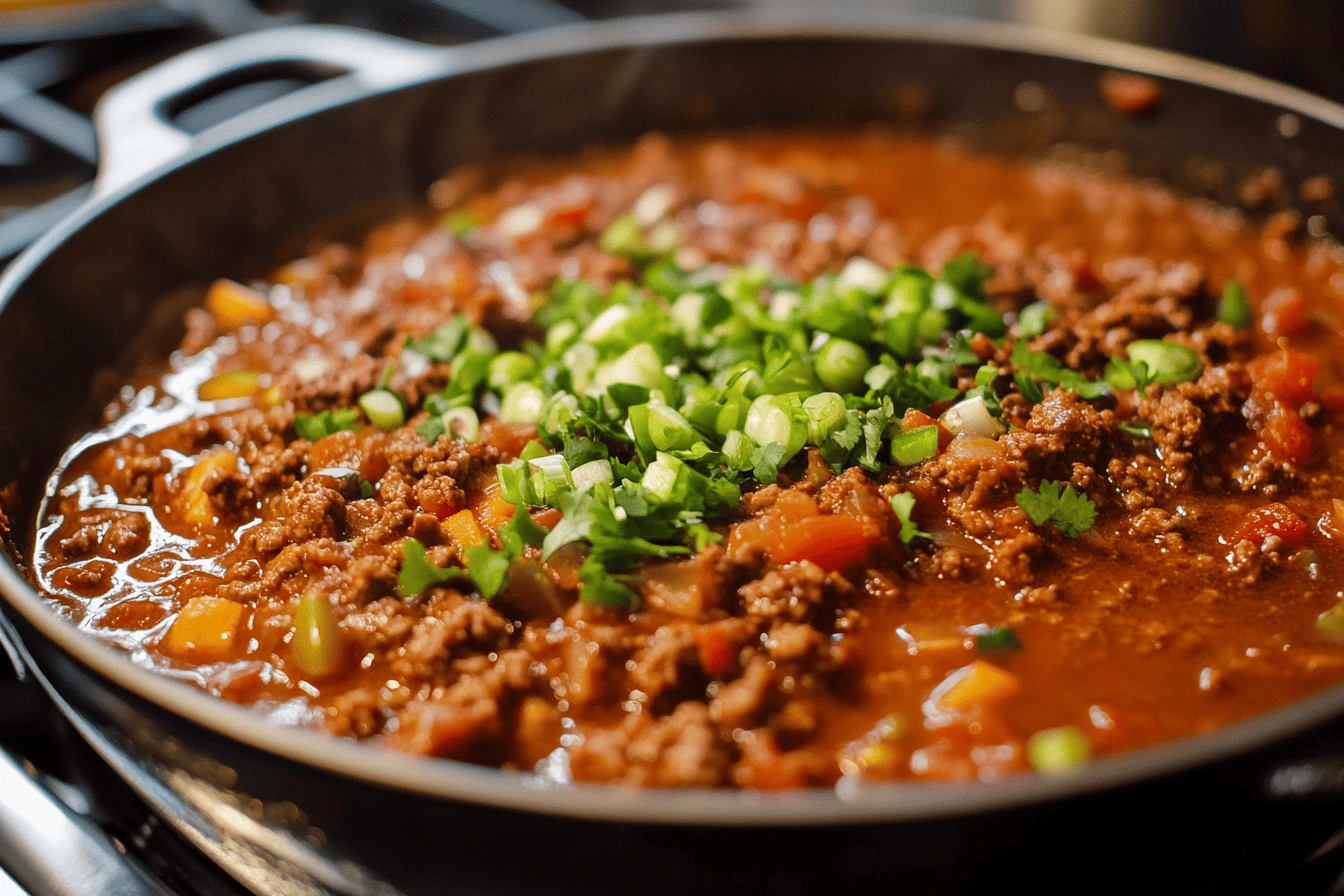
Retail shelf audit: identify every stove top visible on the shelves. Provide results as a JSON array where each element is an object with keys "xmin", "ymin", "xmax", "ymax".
[{"xmin": 5, "ymin": 2, "xmax": 1344, "ymax": 894}]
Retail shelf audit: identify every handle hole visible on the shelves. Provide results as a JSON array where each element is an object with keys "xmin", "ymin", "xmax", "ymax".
[{"xmin": 164, "ymin": 60, "xmax": 346, "ymax": 135}]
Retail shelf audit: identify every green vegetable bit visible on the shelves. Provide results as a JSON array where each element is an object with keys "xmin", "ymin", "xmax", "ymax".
[
  {"xmin": 294, "ymin": 407, "xmax": 361, "ymax": 441},
  {"xmin": 1317, "ymin": 603, "xmax": 1344, "ymax": 643},
  {"xmin": 1118, "ymin": 339, "xmax": 1202, "ymax": 386},
  {"xmin": 359, "ymin": 389, "xmax": 405, "ymax": 432},
  {"xmin": 1027, "ymin": 726, "xmax": 1091, "ymax": 773},
  {"xmin": 972, "ymin": 625, "xmax": 1022, "ymax": 654},
  {"xmin": 1218, "ymin": 280, "xmax": 1253, "ymax": 329},
  {"xmin": 1015, "ymin": 480, "xmax": 1097, "ymax": 538},
  {"xmin": 890, "ymin": 425, "xmax": 939, "ymax": 466},
  {"xmin": 815, "ymin": 337, "xmax": 869, "ymax": 393},
  {"xmin": 890, "ymin": 492, "xmax": 930, "ymax": 544}
]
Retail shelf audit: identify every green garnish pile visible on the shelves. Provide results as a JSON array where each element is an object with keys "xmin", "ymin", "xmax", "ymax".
[{"xmin": 296, "ymin": 218, "xmax": 1213, "ymax": 608}]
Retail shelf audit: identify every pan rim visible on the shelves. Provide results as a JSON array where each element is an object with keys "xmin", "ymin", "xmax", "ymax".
[{"xmin": 3, "ymin": 5, "xmax": 1343, "ymax": 826}]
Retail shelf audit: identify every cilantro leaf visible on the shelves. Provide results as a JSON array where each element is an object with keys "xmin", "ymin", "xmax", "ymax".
[
  {"xmin": 578, "ymin": 556, "xmax": 639, "ymax": 609},
  {"xmin": 397, "ymin": 538, "xmax": 463, "ymax": 597},
  {"xmin": 464, "ymin": 544, "xmax": 511, "ymax": 600},
  {"xmin": 404, "ymin": 315, "xmax": 470, "ymax": 363},
  {"xmin": 295, "ymin": 408, "xmax": 361, "ymax": 441},
  {"xmin": 890, "ymin": 492, "xmax": 930, "ymax": 544},
  {"xmin": 751, "ymin": 441, "xmax": 787, "ymax": 485},
  {"xmin": 1014, "ymin": 480, "xmax": 1097, "ymax": 538},
  {"xmin": 856, "ymin": 399, "xmax": 894, "ymax": 472}
]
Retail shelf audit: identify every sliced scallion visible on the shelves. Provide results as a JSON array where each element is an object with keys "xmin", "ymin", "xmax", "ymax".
[
  {"xmin": 890, "ymin": 425, "xmax": 939, "ymax": 465},
  {"xmin": 1124, "ymin": 340, "xmax": 1202, "ymax": 385},
  {"xmin": 500, "ymin": 382, "xmax": 545, "ymax": 424},
  {"xmin": 815, "ymin": 338, "xmax": 869, "ymax": 393},
  {"xmin": 1027, "ymin": 726, "xmax": 1091, "ymax": 774},
  {"xmin": 1218, "ymin": 280, "xmax": 1253, "ymax": 330},
  {"xmin": 359, "ymin": 389, "xmax": 405, "ymax": 431}
]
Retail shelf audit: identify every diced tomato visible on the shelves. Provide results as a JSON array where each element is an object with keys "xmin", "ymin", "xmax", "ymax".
[
  {"xmin": 477, "ymin": 419, "xmax": 537, "ymax": 460},
  {"xmin": 1260, "ymin": 404, "xmax": 1316, "ymax": 462},
  {"xmin": 1260, "ymin": 288, "xmax": 1311, "ymax": 338},
  {"xmin": 694, "ymin": 627, "xmax": 736, "ymax": 677},
  {"xmin": 770, "ymin": 514, "xmax": 881, "ymax": 572},
  {"xmin": 531, "ymin": 507, "xmax": 563, "ymax": 530},
  {"xmin": 727, "ymin": 490, "xmax": 820, "ymax": 554},
  {"xmin": 549, "ymin": 200, "xmax": 593, "ymax": 229},
  {"xmin": 901, "ymin": 407, "xmax": 953, "ymax": 449},
  {"xmin": 902, "ymin": 408, "xmax": 938, "ymax": 430},
  {"xmin": 1232, "ymin": 502, "xmax": 1309, "ymax": 548},
  {"xmin": 1250, "ymin": 349, "xmax": 1318, "ymax": 408},
  {"xmin": 1251, "ymin": 349, "xmax": 1319, "ymax": 406}
]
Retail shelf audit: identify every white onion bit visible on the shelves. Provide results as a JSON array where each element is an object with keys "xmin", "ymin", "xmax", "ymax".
[{"xmin": 939, "ymin": 396, "xmax": 1005, "ymax": 438}]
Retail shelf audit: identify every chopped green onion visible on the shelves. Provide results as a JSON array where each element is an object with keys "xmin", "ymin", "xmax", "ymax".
[
  {"xmin": 972, "ymin": 625, "xmax": 1022, "ymax": 653},
  {"xmin": 802, "ymin": 392, "xmax": 847, "ymax": 445},
  {"xmin": 815, "ymin": 337, "xmax": 869, "ymax": 393},
  {"xmin": 1218, "ymin": 280, "xmax": 1253, "ymax": 329},
  {"xmin": 443, "ymin": 210, "xmax": 478, "ymax": 236},
  {"xmin": 721, "ymin": 429, "xmax": 756, "ymax": 469},
  {"xmin": 487, "ymin": 352, "xmax": 537, "ymax": 390},
  {"xmin": 744, "ymin": 394, "xmax": 808, "ymax": 463},
  {"xmin": 646, "ymin": 403, "xmax": 700, "ymax": 451},
  {"xmin": 500, "ymin": 383, "xmax": 545, "ymax": 424},
  {"xmin": 1124, "ymin": 340, "xmax": 1202, "ymax": 385},
  {"xmin": 890, "ymin": 425, "xmax": 939, "ymax": 465},
  {"xmin": 441, "ymin": 406, "xmax": 480, "ymax": 442},
  {"xmin": 884, "ymin": 271, "xmax": 932, "ymax": 316},
  {"xmin": 1119, "ymin": 420, "xmax": 1152, "ymax": 439},
  {"xmin": 466, "ymin": 327, "xmax": 498, "ymax": 356},
  {"xmin": 359, "ymin": 390, "xmax": 405, "ymax": 431},
  {"xmin": 1317, "ymin": 603, "xmax": 1344, "ymax": 643},
  {"xmin": 1018, "ymin": 301, "xmax": 1057, "ymax": 338},
  {"xmin": 593, "ymin": 343, "xmax": 663, "ymax": 392},
  {"xmin": 1027, "ymin": 726, "xmax": 1091, "ymax": 774},
  {"xmin": 582, "ymin": 304, "xmax": 634, "ymax": 344},
  {"xmin": 571, "ymin": 459, "xmax": 614, "ymax": 492},
  {"xmin": 599, "ymin": 214, "xmax": 651, "ymax": 260},
  {"xmin": 527, "ymin": 454, "xmax": 573, "ymax": 503},
  {"xmin": 642, "ymin": 457, "xmax": 681, "ymax": 502}
]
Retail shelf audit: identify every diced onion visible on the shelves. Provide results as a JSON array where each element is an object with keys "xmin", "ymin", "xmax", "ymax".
[
  {"xmin": 497, "ymin": 203, "xmax": 543, "ymax": 237},
  {"xmin": 632, "ymin": 184, "xmax": 676, "ymax": 226},
  {"xmin": 837, "ymin": 256, "xmax": 889, "ymax": 294},
  {"xmin": 939, "ymin": 396, "xmax": 1005, "ymax": 438}
]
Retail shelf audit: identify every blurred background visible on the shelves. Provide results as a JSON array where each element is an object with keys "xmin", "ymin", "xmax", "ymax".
[{"xmin": 0, "ymin": 0, "xmax": 1340, "ymax": 263}]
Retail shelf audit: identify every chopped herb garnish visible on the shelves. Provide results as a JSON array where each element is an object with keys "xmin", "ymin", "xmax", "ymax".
[
  {"xmin": 1218, "ymin": 280, "xmax": 1253, "ymax": 329},
  {"xmin": 1017, "ymin": 301, "xmax": 1057, "ymax": 338},
  {"xmin": 294, "ymin": 407, "xmax": 361, "ymax": 441},
  {"xmin": 404, "ymin": 315, "xmax": 471, "ymax": 364},
  {"xmin": 444, "ymin": 210, "xmax": 479, "ymax": 237},
  {"xmin": 1015, "ymin": 480, "xmax": 1097, "ymax": 538},
  {"xmin": 397, "ymin": 538, "xmax": 464, "ymax": 597},
  {"xmin": 890, "ymin": 492, "xmax": 930, "ymax": 544},
  {"xmin": 1120, "ymin": 420, "xmax": 1153, "ymax": 439},
  {"xmin": 970, "ymin": 624, "xmax": 1023, "ymax": 653}
]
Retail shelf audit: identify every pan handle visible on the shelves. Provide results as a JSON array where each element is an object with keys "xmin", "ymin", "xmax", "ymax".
[{"xmin": 93, "ymin": 25, "xmax": 446, "ymax": 197}]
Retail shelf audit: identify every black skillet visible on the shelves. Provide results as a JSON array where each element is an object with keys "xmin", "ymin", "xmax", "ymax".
[{"xmin": 4, "ymin": 9, "xmax": 1344, "ymax": 894}]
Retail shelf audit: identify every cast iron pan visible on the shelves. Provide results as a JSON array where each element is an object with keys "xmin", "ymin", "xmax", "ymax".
[{"xmin": 3, "ymin": 9, "xmax": 1344, "ymax": 894}]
